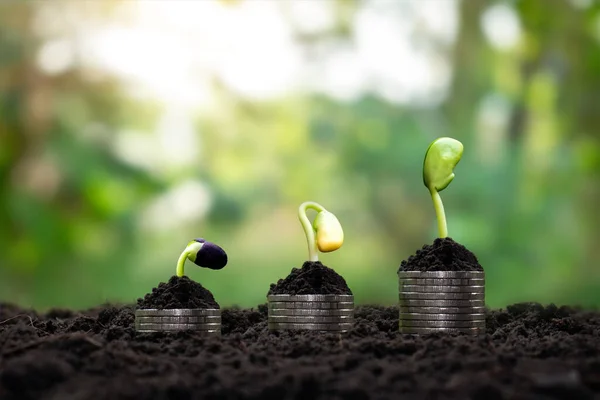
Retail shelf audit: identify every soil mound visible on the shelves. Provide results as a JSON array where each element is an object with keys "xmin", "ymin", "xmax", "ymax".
[
  {"xmin": 137, "ymin": 275, "xmax": 219, "ymax": 309},
  {"xmin": 399, "ymin": 237, "xmax": 483, "ymax": 272},
  {"xmin": 268, "ymin": 261, "xmax": 352, "ymax": 295}
]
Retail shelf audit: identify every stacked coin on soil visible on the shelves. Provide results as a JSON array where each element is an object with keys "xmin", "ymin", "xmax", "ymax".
[
  {"xmin": 268, "ymin": 294, "xmax": 354, "ymax": 332},
  {"xmin": 135, "ymin": 308, "xmax": 221, "ymax": 335},
  {"xmin": 398, "ymin": 271, "xmax": 485, "ymax": 335}
]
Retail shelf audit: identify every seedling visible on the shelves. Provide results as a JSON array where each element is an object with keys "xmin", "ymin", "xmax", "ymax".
[
  {"xmin": 175, "ymin": 238, "xmax": 228, "ymax": 277},
  {"xmin": 423, "ymin": 137, "xmax": 463, "ymax": 238},
  {"xmin": 298, "ymin": 201, "xmax": 344, "ymax": 262}
]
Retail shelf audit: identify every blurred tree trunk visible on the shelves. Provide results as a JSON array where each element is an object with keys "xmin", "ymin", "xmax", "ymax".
[{"xmin": 443, "ymin": 0, "xmax": 490, "ymax": 135}]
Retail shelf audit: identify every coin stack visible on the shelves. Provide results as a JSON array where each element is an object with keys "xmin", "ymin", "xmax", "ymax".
[
  {"xmin": 134, "ymin": 308, "xmax": 221, "ymax": 336},
  {"xmin": 398, "ymin": 271, "xmax": 485, "ymax": 335},
  {"xmin": 268, "ymin": 294, "xmax": 354, "ymax": 332}
]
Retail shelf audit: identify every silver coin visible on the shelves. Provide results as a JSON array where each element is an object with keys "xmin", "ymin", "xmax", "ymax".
[
  {"xmin": 397, "ymin": 271, "xmax": 485, "ymax": 279},
  {"xmin": 135, "ymin": 308, "xmax": 220, "ymax": 317},
  {"xmin": 399, "ymin": 312, "xmax": 485, "ymax": 321},
  {"xmin": 399, "ymin": 326, "xmax": 484, "ymax": 335},
  {"xmin": 399, "ymin": 306, "xmax": 486, "ymax": 314},
  {"xmin": 399, "ymin": 292, "xmax": 485, "ymax": 300},
  {"xmin": 399, "ymin": 299, "xmax": 485, "ymax": 307},
  {"xmin": 268, "ymin": 315, "xmax": 353, "ymax": 324},
  {"xmin": 135, "ymin": 322, "xmax": 221, "ymax": 331},
  {"xmin": 268, "ymin": 322, "xmax": 353, "ymax": 331},
  {"xmin": 399, "ymin": 278, "xmax": 485, "ymax": 286},
  {"xmin": 268, "ymin": 301, "xmax": 354, "ymax": 309},
  {"xmin": 399, "ymin": 284, "xmax": 485, "ymax": 293},
  {"xmin": 135, "ymin": 316, "xmax": 221, "ymax": 324},
  {"xmin": 268, "ymin": 308, "xmax": 354, "ymax": 317},
  {"xmin": 399, "ymin": 319, "xmax": 485, "ymax": 328},
  {"xmin": 267, "ymin": 294, "xmax": 354, "ymax": 302},
  {"xmin": 137, "ymin": 329, "xmax": 220, "ymax": 335}
]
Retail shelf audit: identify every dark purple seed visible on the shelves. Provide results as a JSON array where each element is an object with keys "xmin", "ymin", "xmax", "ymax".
[{"xmin": 192, "ymin": 241, "xmax": 227, "ymax": 270}]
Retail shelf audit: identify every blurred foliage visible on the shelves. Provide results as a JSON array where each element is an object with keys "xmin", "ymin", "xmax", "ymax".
[{"xmin": 0, "ymin": 0, "xmax": 599, "ymax": 311}]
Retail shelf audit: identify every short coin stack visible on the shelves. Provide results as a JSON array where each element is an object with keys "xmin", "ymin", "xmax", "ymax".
[
  {"xmin": 398, "ymin": 271, "xmax": 485, "ymax": 335},
  {"xmin": 268, "ymin": 294, "xmax": 354, "ymax": 332},
  {"xmin": 135, "ymin": 308, "xmax": 221, "ymax": 336}
]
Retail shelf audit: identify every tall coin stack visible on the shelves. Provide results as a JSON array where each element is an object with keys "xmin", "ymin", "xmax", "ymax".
[
  {"xmin": 268, "ymin": 294, "xmax": 354, "ymax": 332},
  {"xmin": 398, "ymin": 271, "xmax": 485, "ymax": 335},
  {"xmin": 135, "ymin": 308, "xmax": 221, "ymax": 336}
]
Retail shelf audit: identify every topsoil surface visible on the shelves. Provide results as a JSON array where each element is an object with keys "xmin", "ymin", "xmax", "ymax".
[
  {"xmin": 137, "ymin": 276, "xmax": 220, "ymax": 309},
  {"xmin": 1, "ymin": 301, "xmax": 599, "ymax": 399},
  {"xmin": 268, "ymin": 261, "xmax": 353, "ymax": 295},
  {"xmin": 399, "ymin": 237, "xmax": 484, "ymax": 272}
]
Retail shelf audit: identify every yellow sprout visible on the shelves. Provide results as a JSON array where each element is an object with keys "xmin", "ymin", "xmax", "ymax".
[
  {"xmin": 298, "ymin": 201, "xmax": 344, "ymax": 261},
  {"xmin": 314, "ymin": 210, "xmax": 344, "ymax": 252}
]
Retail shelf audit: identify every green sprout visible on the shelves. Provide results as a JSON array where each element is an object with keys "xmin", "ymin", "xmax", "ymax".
[
  {"xmin": 175, "ymin": 238, "xmax": 228, "ymax": 277},
  {"xmin": 423, "ymin": 137, "xmax": 464, "ymax": 238},
  {"xmin": 298, "ymin": 201, "xmax": 344, "ymax": 262}
]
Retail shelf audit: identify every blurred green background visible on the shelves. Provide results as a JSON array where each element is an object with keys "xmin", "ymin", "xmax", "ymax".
[{"xmin": 1, "ymin": 0, "xmax": 599, "ymax": 311}]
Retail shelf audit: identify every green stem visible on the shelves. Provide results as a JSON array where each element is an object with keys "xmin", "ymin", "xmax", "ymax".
[
  {"xmin": 430, "ymin": 188, "xmax": 448, "ymax": 238},
  {"xmin": 175, "ymin": 241, "xmax": 203, "ymax": 277},
  {"xmin": 298, "ymin": 201, "xmax": 326, "ymax": 261},
  {"xmin": 176, "ymin": 251, "xmax": 188, "ymax": 277}
]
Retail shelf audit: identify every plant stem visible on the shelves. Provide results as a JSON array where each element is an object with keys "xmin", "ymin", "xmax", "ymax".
[
  {"xmin": 176, "ymin": 251, "xmax": 188, "ymax": 277},
  {"xmin": 176, "ymin": 242, "xmax": 203, "ymax": 277},
  {"xmin": 430, "ymin": 188, "xmax": 448, "ymax": 238},
  {"xmin": 298, "ymin": 201, "xmax": 326, "ymax": 262}
]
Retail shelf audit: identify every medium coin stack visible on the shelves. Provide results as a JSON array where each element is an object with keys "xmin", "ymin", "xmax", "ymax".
[
  {"xmin": 135, "ymin": 308, "xmax": 221, "ymax": 336},
  {"xmin": 268, "ymin": 294, "xmax": 354, "ymax": 332},
  {"xmin": 398, "ymin": 271, "xmax": 485, "ymax": 335}
]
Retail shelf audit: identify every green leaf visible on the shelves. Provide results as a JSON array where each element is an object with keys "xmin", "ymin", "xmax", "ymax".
[{"xmin": 423, "ymin": 137, "xmax": 464, "ymax": 192}]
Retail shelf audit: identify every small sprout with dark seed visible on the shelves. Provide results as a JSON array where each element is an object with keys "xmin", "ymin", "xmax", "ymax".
[{"xmin": 176, "ymin": 238, "xmax": 228, "ymax": 277}]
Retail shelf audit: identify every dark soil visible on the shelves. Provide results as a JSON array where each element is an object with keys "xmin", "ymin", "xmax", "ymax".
[
  {"xmin": 1, "ymin": 302, "xmax": 600, "ymax": 399},
  {"xmin": 137, "ymin": 275, "xmax": 219, "ymax": 309},
  {"xmin": 399, "ymin": 237, "xmax": 484, "ymax": 272},
  {"xmin": 268, "ymin": 261, "xmax": 352, "ymax": 295}
]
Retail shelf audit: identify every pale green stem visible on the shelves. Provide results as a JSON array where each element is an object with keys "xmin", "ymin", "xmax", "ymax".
[
  {"xmin": 430, "ymin": 188, "xmax": 448, "ymax": 238},
  {"xmin": 176, "ymin": 251, "xmax": 189, "ymax": 277},
  {"xmin": 176, "ymin": 242, "xmax": 203, "ymax": 277},
  {"xmin": 298, "ymin": 201, "xmax": 326, "ymax": 262}
]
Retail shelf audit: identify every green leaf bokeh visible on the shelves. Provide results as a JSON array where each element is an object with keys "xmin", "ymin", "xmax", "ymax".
[{"xmin": 1, "ymin": 0, "xmax": 599, "ymax": 311}]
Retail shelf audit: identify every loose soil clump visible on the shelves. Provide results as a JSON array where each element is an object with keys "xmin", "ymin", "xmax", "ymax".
[
  {"xmin": 399, "ymin": 237, "xmax": 483, "ymax": 272},
  {"xmin": 1, "ymin": 302, "xmax": 599, "ymax": 399},
  {"xmin": 268, "ymin": 261, "xmax": 352, "ymax": 295},
  {"xmin": 137, "ymin": 275, "xmax": 219, "ymax": 309}
]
